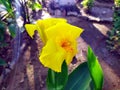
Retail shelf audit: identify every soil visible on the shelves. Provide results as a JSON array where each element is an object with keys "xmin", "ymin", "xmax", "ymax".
[{"xmin": 0, "ymin": 1, "xmax": 120, "ymax": 90}]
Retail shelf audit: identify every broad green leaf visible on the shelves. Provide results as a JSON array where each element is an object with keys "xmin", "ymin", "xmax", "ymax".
[
  {"xmin": 47, "ymin": 61, "xmax": 68, "ymax": 90},
  {"xmin": 64, "ymin": 62, "xmax": 93, "ymax": 90},
  {"xmin": 0, "ymin": 58, "xmax": 7, "ymax": 66},
  {"xmin": 87, "ymin": 46, "xmax": 104, "ymax": 90}
]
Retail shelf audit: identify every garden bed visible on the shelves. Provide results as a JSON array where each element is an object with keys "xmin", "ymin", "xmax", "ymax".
[{"xmin": 0, "ymin": 1, "xmax": 120, "ymax": 90}]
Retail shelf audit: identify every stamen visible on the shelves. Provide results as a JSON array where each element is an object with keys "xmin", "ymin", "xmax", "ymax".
[{"xmin": 61, "ymin": 39, "xmax": 73, "ymax": 52}]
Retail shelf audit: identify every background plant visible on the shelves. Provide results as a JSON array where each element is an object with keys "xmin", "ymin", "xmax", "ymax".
[
  {"xmin": 0, "ymin": 0, "xmax": 16, "ymax": 67},
  {"xmin": 0, "ymin": 0, "xmax": 42, "ymax": 67},
  {"xmin": 81, "ymin": 0, "xmax": 95, "ymax": 10},
  {"xmin": 0, "ymin": 21, "xmax": 7, "ymax": 66},
  {"xmin": 115, "ymin": 0, "xmax": 120, "ymax": 7},
  {"xmin": 107, "ymin": 0, "xmax": 120, "ymax": 54},
  {"xmin": 0, "ymin": 0, "xmax": 14, "ymax": 20},
  {"xmin": 27, "ymin": 0, "xmax": 42, "ymax": 11},
  {"xmin": 0, "ymin": 0, "xmax": 16, "ymax": 38}
]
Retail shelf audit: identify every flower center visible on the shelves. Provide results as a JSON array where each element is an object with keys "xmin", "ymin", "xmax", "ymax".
[{"xmin": 61, "ymin": 39, "xmax": 73, "ymax": 53}]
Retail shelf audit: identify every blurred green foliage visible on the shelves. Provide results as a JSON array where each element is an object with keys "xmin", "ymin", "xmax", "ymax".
[
  {"xmin": 0, "ymin": 0, "xmax": 16, "ymax": 66},
  {"xmin": 0, "ymin": 58, "xmax": 7, "ymax": 66},
  {"xmin": 0, "ymin": 0, "xmax": 16, "ymax": 38},
  {"xmin": 0, "ymin": 0, "xmax": 16, "ymax": 37},
  {"xmin": 107, "ymin": 1, "xmax": 120, "ymax": 54},
  {"xmin": 81, "ymin": 0, "xmax": 94, "ymax": 9},
  {"xmin": 115, "ymin": 0, "xmax": 120, "ymax": 7},
  {"xmin": 28, "ymin": 1, "xmax": 42, "ymax": 11},
  {"xmin": 0, "ymin": 21, "xmax": 8, "ymax": 47},
  {"xmin": 0, "ymin": 0, "xmax": 14, "ymax": 19},
  {"xmin": 0, "ymin": 21, "xmax": 8, "ymax": 66}
]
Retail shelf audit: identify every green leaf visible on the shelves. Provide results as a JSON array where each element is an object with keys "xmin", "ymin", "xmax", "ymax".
[
  {"xmin": 1, "ymin": 0, "xmax": 10, "ymax": 11},
  {"xmin": 0, "ymin": 22, "xmax": 5, "ymax": 41},
  {"xmin": 47, "ymin": 61, "xmax": 68, "ymax": 90},
  {"xmin": 87, "ymin": 46, "xmax": 104, "ymax": 90},
  {"xmin": 8, "ymin": 24, "xmax": 16, "ymax": 38},
  {"xmin": 0, "ymin": 0, "xmax": 13, "ymax": 17},
  {"xmin": 0, "ymin": 58, "xmax": 7, "ymax": 66},
  {"xmin": 64, "ymin": 62, "xmax": 93, "ymax": 90},
  {"xmin": 32, "ymin": 2, "xmax": 42, "ymax": 10}
]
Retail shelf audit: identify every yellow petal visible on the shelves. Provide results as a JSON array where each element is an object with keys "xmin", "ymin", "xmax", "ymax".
[
  {"xmin": 43, "ymin": 23, "xmax": 83, "ymax": 66},
  {"xmin": 36, "ymin": 18, "xmax": 67, "ymax": 43},
  {"xmin": 65, "ymin": 52, "xmax": 74, "ymax": 65},
  {"xmin": 36, "ymin": 18, "xmax": 67, "ymax": 30},
  {"xmin": 40, "ymin": 39, "xmax": 66, "ymax": 72},
  {"xmin": 36, "ymin": 24, "xmax": 47, "ymax": 44},
  {"xmin": 45, "ymin": 23, "xmax": 83, "ymax": 40},
  {"xmin": 25, "ymin": 24, "xmax": 37, "ymax": 38}
]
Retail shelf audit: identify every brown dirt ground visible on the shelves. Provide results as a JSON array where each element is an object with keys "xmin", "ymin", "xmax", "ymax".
[{"xmin": 1, "ymin": 1, "xmax": 120, "ymax": 90}]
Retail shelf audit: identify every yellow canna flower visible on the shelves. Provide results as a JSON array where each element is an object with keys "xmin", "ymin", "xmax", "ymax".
[
  {"xmin": 40, "ymin": 23, "xmax": 83, "ymax": 72},
  {"xmin": 25, "ymin": 18, "xmax": 83, "ymax": 72},
  {"xmin": 25, "ymin": 18, "xmax": 67, "ymax": 43}
]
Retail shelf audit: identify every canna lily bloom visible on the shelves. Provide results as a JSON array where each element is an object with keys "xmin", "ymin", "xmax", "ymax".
[
  {"xmin": 40, "ymin": 23, "xmax": 83, "ymax": 72},
  {"xmin": 25, "ymin": 18, "xmax": 67, "ymax": 43},
  {"xmin": 25, "ymin": 18, "xmax": 83, "ymax": 72}
]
